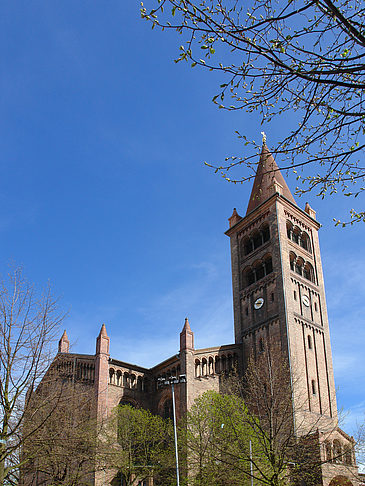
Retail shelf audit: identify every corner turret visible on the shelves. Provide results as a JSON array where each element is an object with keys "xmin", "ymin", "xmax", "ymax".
[
  {"xmin": 228, "ymin": 208, "xmax": 242, "ymax": 228},
  {"xmin": 96, "ymin": 323, "xmax": 110, "ymax": 355},
  {"xmin": 58, "ymin": 330, "xmax": 70, "ymax": 353},
  {"xmin": 180, "ymin": 317, "xmax": 194, "ymax": 351}
]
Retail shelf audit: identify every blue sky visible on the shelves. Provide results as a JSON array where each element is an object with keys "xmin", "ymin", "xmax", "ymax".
[{"xmin": 0, "ymin": 1, "xmax": 364, "ymax": 441}]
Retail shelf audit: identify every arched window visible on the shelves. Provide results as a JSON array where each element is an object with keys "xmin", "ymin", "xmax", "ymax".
[
  {"xmin": 123, "ymin": 372, "xmax": 130, "ymax": 388},
  {"xmin": 292, "ymin": 227, "xmax": 300, "ymax": 245},
  {"xmin": 344, "ymin": 446, "xmax": 352, "ymax": 465},
  {"xmin": 137, "ymin": 376, "xmax": 142, "ymax": 391},
  {"xmin": 195, "ymin": 359, "xmax": 201, "ymax": 378},
  {"xmin": 109, "ymin": 368, "xmax": 115, "ymax": 385},
  {"xmin": 163, "ymin": 399, "xmax": 173, "ymax": 420},
  {"xmin": 254, "ymin": 261, "xmax": 265, "ymax": 281},
  {"xmin": 243, "ymin": 268, "xmax": 255, "ymax": 288},
  {"xmin": 242, "ymin": 237, "xmax": 253, "ymax": 256},
  {"xmin": 333, "ymin": 440, "xmax": 342, "ymax": 463},
  {"xmin": 295, "ymin": 257, "xmax": 304, "ymax": 276},
  {"xmin": 209, "ymin": 357, "xmax": 214, "ymax": 375},
  {"xmin": 300, "ymin": 232, "xmax": 311, "ymax": 253},
  {"xmin": 215, "ymin": 356, "xmax": 220, "ymax": 374},
  {"xmin": 143, "ymin": 377, "xmax": 149, "ymax": 392},
  {"xmin": 202, "ymin": 358, "xmax": 207, "ymax": 376},
  {"xmin": 261, "ymin": 224, "xmax": 270, "ymax": 243},
  {"xmin": 241, "ymin": 224, "xmax": 270, "ymax": 258},
  {"xmin": 289, "ymin": 252, "xmax": 296, "ymax": 271},
  {"xmin": 303, "ymin": 262, "xmax": 315, "ymax": 283},
  {"xmin": 252, "ymin": 230, "xmax": 262, "ymax": 250},
  {"xmin": 116, "ymin": 370, "xmax": 122, "ymax": 386},
  {"xmin": 286, "ymin": 221, "xmax": 293, "ymax": 239},
  {"xmin": 307, "ymin": 335, "xmax": 312, "ymax": 350},
  {"xmin": 243, "ymin": 256, "xmax": 273, "ymax": 289},
  {"xmin": 130, "ymin": 374, "xmax": 136, "ymax": 389},
  {"xmin": 264, "ymin": 256, "xmax": 273, "ymax": 275}
]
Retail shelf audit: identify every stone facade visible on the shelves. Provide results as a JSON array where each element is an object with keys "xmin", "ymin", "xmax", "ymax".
[{"xmin": 33, "ymin": 143, "xmax": 360, "ymax": 486}]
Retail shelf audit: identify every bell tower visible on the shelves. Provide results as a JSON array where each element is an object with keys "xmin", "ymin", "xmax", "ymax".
[{"xmin": 226, "ymin": 140, "xmax": 338, "ymax": 432}]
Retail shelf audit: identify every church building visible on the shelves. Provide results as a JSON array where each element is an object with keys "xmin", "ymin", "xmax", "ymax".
[{"xmin": 47, "ymin": 141, "xmax": 360, "ymax": 485}]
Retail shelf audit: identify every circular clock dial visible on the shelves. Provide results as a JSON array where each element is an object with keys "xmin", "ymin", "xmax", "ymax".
[
  {"xmin": 254, "ymin": 297, "xmax": 264, "ymax": 310},
  {"xmin": 302, "ymin": 295, "xmax": 310, "ymax": 307}
]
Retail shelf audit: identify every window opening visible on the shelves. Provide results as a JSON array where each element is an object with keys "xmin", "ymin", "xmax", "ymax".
[
  {"xmin": 255, "ymin": 264, "xmax": 265, "ymax": 280},
  {"xmin": 307, "ymin": 335, "xmax": 312, "ymax": 349},
  {"xmin": 253, "ymin": 232, "xmax": 262, "ymax": 250},
  {"xmin": 243, "ymin": 256, "xmax": 272, "ymax": 288},
  {"xmin": 295, "ymin": 261, "xmax": 303, "ymax": 276},
  {"xmin": 265, "ymin": 258, "xmax": 273, "ymax": 275},
  {"xmin": 259, "ymin": 338, "xmax": 264, "ymax": 353},
  {"xmin": 163, "ymin": 399, "xmax": 173, "ymax": 420},
  {"xmin": 244, "ymin": 238, "xmax": 253, "ymax": 256},
  {"xmin": 241, "ymin": 225, "xmax": 270, "ymax": 257},
  {"xmin": 262, "ymin": 225, "xmax": 270, "ymax": 242}
]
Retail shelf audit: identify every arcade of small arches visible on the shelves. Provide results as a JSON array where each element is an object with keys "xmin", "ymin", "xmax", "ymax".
[
  {"xmin": 242, "ymin": 254, "xmax": 273, "ymax": 289},
  {"xmin": 289, "ymin": 252, "xmax": 315, "ymax": 284},
  {"xmin": 195, "ymin": 353, "xmax": 238, "ymax": 378},
  {"xmin": 109, "ymin": 368, "xmax": 150, "ymax": 392},
  {"xmin": 286, "ymin": 220, "xmax": 312, "ymax": 253},
  {"xmin": 240, "ymin": 223, "xmax": 270, "ymax": 258},
  {"xmin": 155, "ymin": 365, "xmax": 181, "ymax": 384},
  {"xmin": 57, "ymin": 359, "xmax": 95, "ymax": 383},
  {"xmin": 324, "ymin": 439, "xmax": 354, "ymax": 466}
]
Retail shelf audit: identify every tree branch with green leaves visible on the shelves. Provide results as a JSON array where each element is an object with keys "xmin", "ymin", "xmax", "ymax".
[{"xmin": 141, "ymin": 0, "xmax": 365, "ymax": 225}]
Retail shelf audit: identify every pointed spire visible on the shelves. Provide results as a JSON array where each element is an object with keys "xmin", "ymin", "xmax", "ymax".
[
  {"xmin": 99, "ymin": 323, "xmax": 108, "ymax": 338},
  {"xmin": 180, "ymin": 317, "xmax": 194, "ymax": 351},
  {"xmin": 246, "ymin": 142, "xmax": 296, "ymax": 214},
  {"xmin": 182, "ymin": 317, "xmax": 191, "ymax": 332},
  {"xmin": 228, "ymin": 208, "xmax": 242, "ymax": 228},
  {"xmin": 96, "ymin": 324, "xmax": 110, "ymax": 355},
  {"xmin": 58, "ymin": 330, "xmax": 70, "ymax": 353}
]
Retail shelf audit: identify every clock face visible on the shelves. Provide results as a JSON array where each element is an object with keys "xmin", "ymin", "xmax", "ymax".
[
  {"xmin": 302, "ymin": 295, "xmax": 310, "ymax": 307},
  {"xmin": 254, "ymin": 297, "xmax": 264, "ymax": 310}
]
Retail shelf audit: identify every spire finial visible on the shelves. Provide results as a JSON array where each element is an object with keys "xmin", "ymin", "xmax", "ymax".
[{"xmin": 261, "ymin": 131, "xmax": 267, "ymax": 145}]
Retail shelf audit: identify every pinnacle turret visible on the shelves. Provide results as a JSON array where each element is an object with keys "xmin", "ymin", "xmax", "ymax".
[
  {"xmin": 58, "ymin": 330, "xmax": 70, "ymax": 353},
  {"xmin": 180, "ymin": 317, "xmax": 194, "ymax": 351},
  {"xmin": 96, "ymin": 323, "xmax": 110, "ymax": 355}
]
